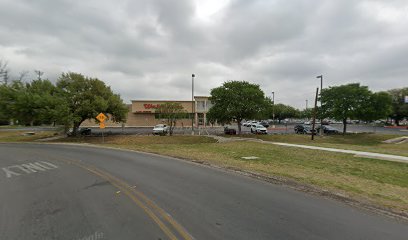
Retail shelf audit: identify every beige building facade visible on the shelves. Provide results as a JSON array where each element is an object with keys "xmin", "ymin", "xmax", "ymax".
[{"xmin": 81, "ymin": 96, "xmax": 212, "ymax": 127}]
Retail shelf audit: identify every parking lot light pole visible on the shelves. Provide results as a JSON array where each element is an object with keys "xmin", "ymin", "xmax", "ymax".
[
  {"xmin": 316, "ymin": 75, "xmax": 323, "ymax": 136},
  {"xmin": 192, "ymin": 74, "xmax": 195, "ymax": 135},
  {"xmin": 272, "ymin": 91, "xmax": 275, "ymax": 128}
]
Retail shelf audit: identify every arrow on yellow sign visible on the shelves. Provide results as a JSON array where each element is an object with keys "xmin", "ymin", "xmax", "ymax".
[{"xmin": 96, "ymin": 113, "xmax": 107, "ymax": 123}]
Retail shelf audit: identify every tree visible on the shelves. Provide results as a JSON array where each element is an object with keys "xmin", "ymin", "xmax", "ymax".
[
  {"xmin": 56, "ymin": 72, "xmax": 128, "ymax": 136},
  {"xmin": 0, "ymin": 79, "xmax": 69, "ymax": 126},
  {"xmin": 155, "ymin": 102, "xmax": 188, "ymax": 136},
  {"xmin": 359, "ymin": 91, "xmax": 392, "ymax": 123},
  {"xmin": 0, "ymin": 83, "xmax": 15, "ymax": 124},
  {"xmin": 207, "ymin": 81, "xmax": 266, "ymax": 134},
  {"xmin": 388, "ymin": 88, "xmax": 408, "ymax": 126},
  {"xmin": 299, "ymin": 108, "xmax": 313, "ymax": 120},
  {"xmin": 272, "ymin": 103, "xmax": 299, "ymax": 123},
  {"xmin": 320, "ymin": 83, "xmax": 372, "ymax": 134}
]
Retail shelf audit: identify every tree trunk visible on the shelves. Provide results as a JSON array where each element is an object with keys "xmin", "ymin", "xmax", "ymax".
[
  {"xmin": 237, "ymin": 119, "xmax": 242, "ymax": 134},
  {"xmin": 72, "ymin": 119, "xmax": 85, "ymax": 137},
  {"xmin": 395, "ymin": 119, "xmax": 400, "ymax": 126},
  {"xmin": 342, "ymin": 118, "xmax": 347, "ymax": 135},
  {"xmin": 72, "ymin": 122, "xmax": 80, "ymax": 136},
  {"xmin": 170, "ymin": 119, "xmax": 175, "ymax": 136}
]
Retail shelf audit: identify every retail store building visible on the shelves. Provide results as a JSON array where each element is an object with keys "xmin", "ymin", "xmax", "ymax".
[{"xmin": 81, "ymin": 96, "xmax": 212, "ymax": 127}]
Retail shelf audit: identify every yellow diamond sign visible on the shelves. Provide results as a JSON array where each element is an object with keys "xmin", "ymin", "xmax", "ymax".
[{"xmin": 96, "ymin": 113, "xmax": 107, "ymax": 123}]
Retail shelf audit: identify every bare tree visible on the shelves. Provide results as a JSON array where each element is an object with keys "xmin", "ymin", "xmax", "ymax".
[
  {"xmin": 18, "ymin": 70, "xmax": 29, "ymax": 81},
  {"xmin": 34, "ymin": 70, "xmax": 44, "ymax": 80},
  {"xmin": 0, "ymin": 59, "xmax": 9, "ymax": 84}
]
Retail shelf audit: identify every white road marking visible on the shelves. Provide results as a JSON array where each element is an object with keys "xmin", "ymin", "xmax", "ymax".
[
  {"xmin": 21, "ymin": 163, "xmax": 47, "ymax": 172},
  {"xmin": 2, "ymin": 161, "xmax": 58, "ymax": 178},
  {"xmin": 2, "ymin": 167, "xmax": 21, "ymax": 178}
]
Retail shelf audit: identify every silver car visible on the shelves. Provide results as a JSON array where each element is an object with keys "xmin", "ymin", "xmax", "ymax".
[{"xmin": 152, "ymin": 124, "xmax": 168, "ymax": 135}]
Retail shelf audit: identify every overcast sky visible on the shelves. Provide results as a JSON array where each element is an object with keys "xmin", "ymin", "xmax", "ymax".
[{"xmin": 1, "ymin": 0, "xmax": 407, "ymax": 108}]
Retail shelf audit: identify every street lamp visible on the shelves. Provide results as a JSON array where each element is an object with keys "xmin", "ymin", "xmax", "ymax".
[
  {"xmin": 192, "ymin": 74, "xmax": 195, "ymax": 135},
  {"xmin": 316, "ymin": 75, "xmax": 323, "ymax": 136},
  {"xmin": 272, "ymin": 92, "xmax": 275, "ymax": 128}
]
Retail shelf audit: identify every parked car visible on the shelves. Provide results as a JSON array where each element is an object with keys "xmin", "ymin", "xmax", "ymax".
[
  {"xmin": 294, "ymin": 124, "xmax": 315, "ymax": 134},
  {"xmin": 243, "ymin": 121, "xmax": 252, "ymax": 127},
  {"xmin": 79, "ymin": 127, "xmax": 92, "ymax": 136},
  {"xmin": 224, "ymin": 126, "xmax": 237, "ymax": 135},
  {"xmin": 251, "ymin": 124, "xmax": 268, "ymax": 134},
  {"xmin": 152, "ymin": 124, "xmax": 168, "ymax": 135},
  {"xmin": 67, "ymin": 127, "xmax": 92, "ymax": 136},
  {"xmin": 316, "ymin": 125, "xmax": 339, "ymax": 134},
  {"xmin": 321, "ymin": 120, "xmax": 330, "ymax": 125},
  {"xmin": 260, "ymin": 121, "xmax": 270, "ymax": 128}
]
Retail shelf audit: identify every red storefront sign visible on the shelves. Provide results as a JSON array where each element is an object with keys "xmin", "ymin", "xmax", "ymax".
[{"xmin": 144, "ymin": 104, "xmax": 161, "ymax": 109}]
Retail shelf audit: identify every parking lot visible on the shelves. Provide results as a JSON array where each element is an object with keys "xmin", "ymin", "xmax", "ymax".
[{"xmin": 86, "ymin": 123, "xmax": 407, "ymax": 136}]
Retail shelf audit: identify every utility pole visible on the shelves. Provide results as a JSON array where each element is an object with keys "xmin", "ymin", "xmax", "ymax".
[
  {"xmin": 311, "ymin": 88, "xmax": 319, "ymax": 140},
  {"xmin": 316, "ymin": 75, "xmax": 323, "ymax": 136},
  {"xmin": 272, "ymin": 91, "xmax": 275, "ymax": 128},
  {"xmin": 191, "ymin": 74, "xmax": 195, "ymax": 135},
  {"xmin": 35, "ymin": 70, "xmax": 44, "ymax": 80},
  {"xmin": 305, "ymin": 99, "xmax": 309, "ymax": 121}
]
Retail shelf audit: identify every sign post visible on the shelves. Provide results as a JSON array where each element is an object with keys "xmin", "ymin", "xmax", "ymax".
[{"xmin": 96, "ymin": 113, "xmax": 107, "ymax": 144}]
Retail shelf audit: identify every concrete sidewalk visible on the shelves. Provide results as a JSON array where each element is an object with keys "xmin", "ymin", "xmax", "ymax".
[
  {"xmin": 268, "ymin": 142, "xmax": 408, "ymax": 163},
  {"xmin": 210, "ymin": 136, "xmax": 408, "ymax": 163}
]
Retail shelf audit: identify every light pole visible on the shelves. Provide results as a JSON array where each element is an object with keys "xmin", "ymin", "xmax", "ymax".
[
  {"xmin": 316, "ymin": 75, "xmax": 323, "ymax": 136},
  {"xmin": 272, "ymin": 92, "xmax": 275, "ymax": 128},
  {"xmin": 192, "ymin": 74, "xmax": 195, "ymax": 135}
]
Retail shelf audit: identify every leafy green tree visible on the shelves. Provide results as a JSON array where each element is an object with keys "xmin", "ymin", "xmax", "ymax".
[
  {"xmin": 359, "ymin": 91, "xmax": 392, "ymax": 123},
  {"xmin": 388, "ymin": 88, "xmax": 408, "ymax": 126},
  {"xmin": 321, "ymin": 83, "xmax": 375, "ymax": 134},
  {"xmin": 0, "ymin": 83, "xmax": 15, "ymax": 124},
  {"xmin": 207, "ymin": 81, "xmax": 266, "ymax": 134},
  {"xmin": 155, "ymin": 102, "xmax": 188, "ymax": 136},
  {"xmin": 299, "ymin": 108, "xmax": 313, "ymax": 120},
  {"xmin": 259, "ymin": 99, "xmax": 300, "ymax": 123},
  {"xmin": 0, "ymin": 79, "xmax": 66, "ymax": 126},
  {"xmin": 0, "ymin": 81, "xmax": 30, "ymax": 125},
  {"xmin": 272, "ymin": 104, "xmax": 299, "ymax": 123},
  {"xmin": 57, "ymin": 72, "xmax": 128, "ymax": 136}
]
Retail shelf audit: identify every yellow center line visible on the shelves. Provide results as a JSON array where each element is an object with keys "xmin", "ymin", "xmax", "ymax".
[
  {"xmin": 29, "ymin": 149, "xmax": 194, "ymax": 240},
  {"xmin": 59, "ymin": 158, "xmax": 193, "ymax": 240},
  {"xmin": 81, "ymin": 165, "xmax": 179, "ymax": 240},
  {"xmin": 94, "ymin": 168, "xmax": 194, "ymax": 240}
]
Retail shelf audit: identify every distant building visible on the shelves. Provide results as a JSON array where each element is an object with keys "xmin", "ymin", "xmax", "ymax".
[{"xmin": 81, "ymin": 96, "xmax": 212, "ymax": 127}]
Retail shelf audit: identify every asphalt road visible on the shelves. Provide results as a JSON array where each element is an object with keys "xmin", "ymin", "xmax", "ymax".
[{"xmin": 1, "ymin": 143, "xmax": 407, "ymax": 240}]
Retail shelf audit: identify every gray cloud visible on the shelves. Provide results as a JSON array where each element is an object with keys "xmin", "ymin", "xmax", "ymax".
[{"xmin": 0, "ymin": 0, "xmax": 407, "ymax": 108}]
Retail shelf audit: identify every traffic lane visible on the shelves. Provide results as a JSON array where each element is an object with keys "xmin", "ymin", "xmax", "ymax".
[
  {"xmin": 28, "ymin": 143, "xmax": 408, "ymax": 240},
  {"xmin": 0, "ymin": 145, "xmax": 169, "ymax": 240}
]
